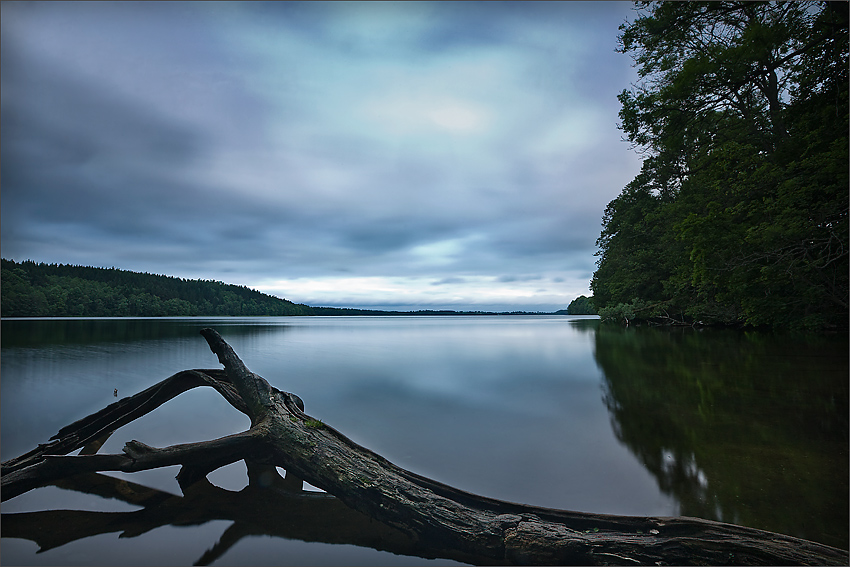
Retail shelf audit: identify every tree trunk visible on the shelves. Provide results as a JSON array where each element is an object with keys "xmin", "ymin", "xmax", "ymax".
[{"xmin": 2, "ymin": 328, "xmax": 846, "ymax": 566}]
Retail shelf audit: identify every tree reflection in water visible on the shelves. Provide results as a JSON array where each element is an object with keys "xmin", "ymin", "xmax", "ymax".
[
  {"xmin": 4, "ymin": 319, "xmax": 847, "ymax": 561},
  {"xmin": 592, "ymin": 324, "xmax": 848, "ymax": 549}
]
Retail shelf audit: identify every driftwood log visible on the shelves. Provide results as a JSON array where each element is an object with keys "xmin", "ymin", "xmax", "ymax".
[{"xmin": 2, "ymin": 328, "xmax": 847, "ymax": 566}]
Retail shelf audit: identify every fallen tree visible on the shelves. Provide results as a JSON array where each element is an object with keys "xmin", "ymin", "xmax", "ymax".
[{"xmin": 2, "ymin": 328, "xmax": 847, "ymax": 565}]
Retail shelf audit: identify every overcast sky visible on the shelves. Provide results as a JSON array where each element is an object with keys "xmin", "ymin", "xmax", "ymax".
[{"xmin": 1, "ymin": 1, "xmax": 641, "ymax": 311}]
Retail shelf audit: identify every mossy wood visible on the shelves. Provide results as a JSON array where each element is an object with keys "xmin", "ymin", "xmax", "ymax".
[{"xmin": 2, "ymin": 329, "xmax": 846, "ymax": 565}]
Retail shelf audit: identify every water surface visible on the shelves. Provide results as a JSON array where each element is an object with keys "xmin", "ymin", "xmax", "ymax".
[{"xmin": 1, "ymin": 316, "xmax": 846, "ymax": 565}]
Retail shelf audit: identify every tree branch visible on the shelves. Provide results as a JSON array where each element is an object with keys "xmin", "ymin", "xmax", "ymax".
[
  {"xmin": 2, "ymin": 430, "xmax": 262, "ymax": 501},
  {"xmin": 1, "ymin": 369, "xmax": 244, "ymax": 477},
  {"xmin": 200, "ymin": 328, "xmax": 274, "ymax": 424}
]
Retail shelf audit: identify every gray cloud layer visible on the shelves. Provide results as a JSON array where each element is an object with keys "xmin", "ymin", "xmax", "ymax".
[{"xmin": 1, "ymin": 1, "xmax": 640, "ymax": 311}]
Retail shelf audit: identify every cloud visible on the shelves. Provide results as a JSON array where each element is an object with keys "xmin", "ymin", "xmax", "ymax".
[
  {"xmin": 432, "ymin": 277, "xmax": 467, "ymax": 286},
  {"xmin": 498, "ymin": 275, "xmax": 543, "ymax": 283},
  {"xmin": 0, "ymin": 1, "xmax": 641, "ymax": 311}
]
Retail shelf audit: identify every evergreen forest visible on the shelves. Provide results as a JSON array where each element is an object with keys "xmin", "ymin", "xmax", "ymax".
[
  {"xmin": 591, "ymin": 1, "xmax": 848, "ymax": 330},
  {"xmin": 1, "ymin": 259, "xmax": 315, "ymax": 317}
]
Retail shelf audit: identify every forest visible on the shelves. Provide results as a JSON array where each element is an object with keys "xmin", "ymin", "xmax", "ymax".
[
  {"xmin": 591, "ymin": 1, "xmax": 848, "ymax": 330},
  {"xmin": 0, "ymin": 258, "xmax": 315, "ymax": 317}
]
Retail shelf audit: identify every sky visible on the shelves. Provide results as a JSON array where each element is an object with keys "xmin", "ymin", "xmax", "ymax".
[{"xmin": 1, "ymin": 1, "xmax": 642, "ymax": 312}]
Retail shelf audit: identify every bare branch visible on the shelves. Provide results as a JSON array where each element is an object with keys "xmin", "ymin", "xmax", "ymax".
[
  {"xmin": 200, "ymin": 328, "xmax": 273, "ymax": 423},
  {"xmin": 2, "ymin": 431, "xmax": 262, "ymax": 501},
  {"xmin": 1, "ymin": 369, "xmax": 242, "ymax": 477}
]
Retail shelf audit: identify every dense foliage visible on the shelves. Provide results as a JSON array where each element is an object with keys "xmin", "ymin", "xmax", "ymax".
[
  {"xmin": 592, "ymin": 1, "xmax": 848, "ymax": 329},
  {"xmin": 566, "ymin": 295, "xmax": 598, "ymax": 315},
  {"xmin": 1, "ymin": 259, "xmax": 314, "ymax": 317}
]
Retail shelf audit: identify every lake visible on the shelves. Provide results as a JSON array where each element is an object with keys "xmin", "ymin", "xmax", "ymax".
[{"xmin": 1, "ymin": 316, "xmax": 847, "ymax": 565}]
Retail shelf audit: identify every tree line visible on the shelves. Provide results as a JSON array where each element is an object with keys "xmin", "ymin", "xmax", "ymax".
[
  {"xmin": 1, "ymin": 259, "xmax": 314, "ymax": 317},
  {"xmin": 591, "ymin": 1, "xmax": 848, "ymax": 330},
  {"xmin": 1, "ymin": 259, "xmax": 587, "ymax": 317}
]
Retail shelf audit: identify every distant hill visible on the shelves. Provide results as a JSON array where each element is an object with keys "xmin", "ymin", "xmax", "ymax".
[
  {"xmin": 1, "ymin": 259, "xmax": 313, "ymax": 317},
  {"xmin": 1, "ymin": 259, "xmax": 570, "ymax": 317}
]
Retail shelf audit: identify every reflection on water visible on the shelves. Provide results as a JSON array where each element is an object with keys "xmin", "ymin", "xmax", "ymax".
[
  {"xmin": 3, "ymin": 469, "xmax": 455, "ymax": 566},
  {"xmin": 0, "ymin": 317, "xmax": 291, "ymax": 348},
  {"xmin": 595, "ymin": 325, "xmax": 849, "ymax": 549},
  {"xmin": 1, "ymin": 316, "xmax": 847, "ymax": 565}
]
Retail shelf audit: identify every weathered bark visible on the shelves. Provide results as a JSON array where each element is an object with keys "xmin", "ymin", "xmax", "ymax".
[{"xmin": 2, "ymin": 328, "xmax": 847, "ymax": 566}]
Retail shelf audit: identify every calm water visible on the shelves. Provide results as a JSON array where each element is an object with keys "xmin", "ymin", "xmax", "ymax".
[{"xmin": 1, "ymin": 316, "xmax": 847, "ymax": 565}]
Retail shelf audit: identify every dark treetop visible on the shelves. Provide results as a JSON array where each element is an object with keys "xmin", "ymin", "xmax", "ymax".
[{"xmin": 591, "ymin": 1, "xmax": 848, "ymax": 330}]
